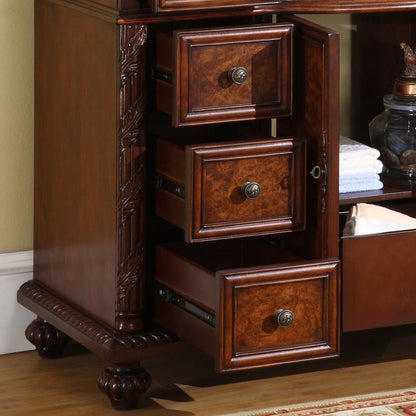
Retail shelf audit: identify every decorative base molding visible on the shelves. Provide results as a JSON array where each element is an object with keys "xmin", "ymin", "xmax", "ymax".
[
  {"xmin": 0, "ymin": 251, "xmax": 35, "ymax": 355},
  {"xmin": 18, "ymin": 280, "xmax": 180, "ymax": 362}
]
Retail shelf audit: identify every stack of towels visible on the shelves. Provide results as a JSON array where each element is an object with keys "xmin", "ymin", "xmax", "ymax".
[
  {"xmin": 343, "ymin": 203, "xmax": 416, "ymax": 236},
  {"xmin": 339, "ymin": 136, "xmax": 383, "ymax": 193}
]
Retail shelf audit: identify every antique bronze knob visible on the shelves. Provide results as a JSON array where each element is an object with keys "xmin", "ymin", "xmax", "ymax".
[
  {"xmin": 273, "ymin": 309, "xmax": 294, "ymax": 328},
  {"xmin": 228, "ymin": 67, "xmax": 248, "ymax": 85},
  {"xmin": 241, "ymin": 181, "xmax": 261, "ymax": 199}
]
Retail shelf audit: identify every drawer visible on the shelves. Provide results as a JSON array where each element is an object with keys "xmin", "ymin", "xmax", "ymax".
[
  {"xmin": 155, "ymin": 24, "xmax": 293, "ymax": 126},
  {"xmin": 154, "ymin": 239, "xmax": 340, "ymax": 372},
  {"xmin": 342, "ymin": 228, "xmax": 416, "ymax": 332},
  {"xmin": 155, "ymin": 136, "xmax": 306, "ymax": 243},
  {"xmin": 149, "ymin": 0, "xmax": 280, "ymax": 13}
]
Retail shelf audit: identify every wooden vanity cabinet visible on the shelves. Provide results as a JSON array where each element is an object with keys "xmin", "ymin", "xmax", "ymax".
[{"xmin": 16, "ymin": 0, "xmax": 416, "ymax": 411}]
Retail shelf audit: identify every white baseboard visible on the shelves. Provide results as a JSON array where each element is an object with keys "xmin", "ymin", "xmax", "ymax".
[{"xmin": 0, "ymin": 251, "xmax": 36, "ymax": 355}]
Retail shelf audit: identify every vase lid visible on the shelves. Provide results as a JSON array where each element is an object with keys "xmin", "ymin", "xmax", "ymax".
[{"xmin": 393, "ymin": 43, "xmax": 416, "ymax": 97}]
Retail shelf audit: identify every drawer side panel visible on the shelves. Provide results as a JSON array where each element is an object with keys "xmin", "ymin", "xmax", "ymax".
[{"xmin": 342, "ymin": 229, "xmax": 416, "ymax": 332}]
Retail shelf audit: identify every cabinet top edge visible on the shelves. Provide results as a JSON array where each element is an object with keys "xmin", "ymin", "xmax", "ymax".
[
  {"xmin": 53, "ymin": 0, "xmax": 416, "ymax": 24},
  {"xmin": 117, "ymin": 3, "xmax": 416, "ymax": 24}
]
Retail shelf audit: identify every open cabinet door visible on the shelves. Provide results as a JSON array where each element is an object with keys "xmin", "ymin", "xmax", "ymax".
[{"xmin": 277, "ymin": 16, "xmax": 340, "ymax": 260}]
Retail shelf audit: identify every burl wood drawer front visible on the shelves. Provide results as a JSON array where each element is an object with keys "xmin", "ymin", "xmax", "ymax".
[
  {"xmin": 342, "ymin": 229, "xmax": 416, "ymax": 332},
  {"xmin": 154, "ymin": 241, "xmax": 340, "ymax": 372},
  {"xmin": 155, "ymin": 137, "xmax": 306, "ymax": 242},
  {"xmin": 156, "ymin": 24, "xmax": 293, "ymax": 126},
  {"xmin": 217, "ymin": 260, "xmax": 339, "ymax": 371}
]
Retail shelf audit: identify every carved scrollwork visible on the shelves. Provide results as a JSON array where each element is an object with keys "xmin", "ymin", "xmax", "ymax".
[
  {"xmin": 18, "ymin": 281, "xmax": 179, "ymax": 357},
  {"xmin": 116, "ymin": 24, "xmax": 148, "ymax": 332}
]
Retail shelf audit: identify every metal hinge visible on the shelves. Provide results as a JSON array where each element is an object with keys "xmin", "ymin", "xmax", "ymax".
[
  {"xmin": 157, "ymin": 284, "xmax": 215, "ymax": 327},
  {"xmin": 154, "ymin": 173, "xmax": 185, "ymax": 199},
  {"xmin": 309, "ymin": 131, "xmax": 327, "ymax": 213}
]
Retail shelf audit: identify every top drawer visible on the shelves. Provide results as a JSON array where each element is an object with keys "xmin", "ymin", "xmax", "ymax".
[
  {"xmin": 150, "ymin": 0, "xmax": 280, "ymax": 13},
  {"xmin": 155, "ymin": 24, "xmax": 293, "ymax": 127}
]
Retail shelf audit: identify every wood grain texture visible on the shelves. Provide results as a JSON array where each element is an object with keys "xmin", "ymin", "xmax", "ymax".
[
  {"xmin": 148, "ymin": 0, "xmax": 416, "ymax": 13},
  {"xmin": 34, "ymin": 1, "xmax": 149, "ymax": 333},
  {"xmin": 170, "ymin": 24, "xmax": 293, "ymax": 126},
  {"xmin": 276, "ymin": 16, "xmax": 340, "ymax": 260},
  {"xmin": 342, "ymin": 229, "xmax": 416, "ymax": 332},
  {"xmin": 155, "ymin": 137, "xmax": 306, "ymax": 242},
  {"xmin": 34, "ymin": 0, "xmax": 118, "ymax": 328},
  {"xmin": 18, "ymin": 281, "xmax": 180, "ymax": 362},
  {"xmin": 56, "ymin": 0, "xmax": 416, "ymax": 19},
  {"xmin": 154, "ymin": 240, "xmax": 339, "ymax": 372},
  {"xmin": 187, "ymin": 139, "xmax": 305, "ymax": 241},
  {"xmin": 217, "ymin": 260, "xmax": 339, "ymax": 371}
]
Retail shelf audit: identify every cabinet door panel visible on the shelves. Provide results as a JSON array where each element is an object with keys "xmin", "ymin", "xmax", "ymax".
[{"xmin": 277, "ymin": 16, "xmax": 340, "ymax": 260}]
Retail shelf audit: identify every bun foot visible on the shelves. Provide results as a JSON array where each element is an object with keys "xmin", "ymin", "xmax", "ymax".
[
  {"xmin": 25, "ymin": 318, "xmax": 70, "ymax": 359},
  {"xmin": 98, "ymin": 362, "xmax": 151, "ymax": 410}
]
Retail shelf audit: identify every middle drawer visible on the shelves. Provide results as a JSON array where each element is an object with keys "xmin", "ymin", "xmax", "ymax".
[{"xmin": 155, "ymin": 136, "xmax": 306, "ymax": 242}]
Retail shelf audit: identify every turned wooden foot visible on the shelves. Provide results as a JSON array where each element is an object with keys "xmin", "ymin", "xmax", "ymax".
[
  {"xmin": 25, "ymin": 318, "xmax": 71, "ymax": 359},
  {"xmin": 98, "ymin": 362, "xmax": 151, "ymax": 410}
]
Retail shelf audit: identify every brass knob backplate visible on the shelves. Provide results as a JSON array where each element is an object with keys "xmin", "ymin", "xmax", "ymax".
[
  {"xmin": 241, "ymin": 182, "xmax": 261, "ymax": 199},
  {"xmin": 228, "ymin": 67, "xmax": 248, "ymax": 85},
  {"xmin": 273, "ymin": 309, "xmax": 294, "ymax": 328}
]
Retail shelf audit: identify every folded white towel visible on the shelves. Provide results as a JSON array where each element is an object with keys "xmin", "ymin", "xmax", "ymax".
[
  {"xmin": 343, "ymin": 203, "xmax": 416, "ymax": 236},
  {"xmin": 340, "ymin": 172, "xmax": 380, "ymax": 184},
  {"xmin": 340, "ymin": 158, "xmax": 383, "ymax": 175},
  {"xmin": 340, "ymin": 136, "xmax": 380, "ymax": 161},
  {"xmin": 349, "ymin": 203, "xmax": 416, "ymax": 226},
  {"xmin": 339, "ymin": 180, "xmax": 383, "ymax": 193},
  {"xmin": 343, "ymin": 216, "xmax": 416, "ymax": 236},
  {"xmin": 339, "ymin": 173, "xmax": 383, "ymax": 193}
]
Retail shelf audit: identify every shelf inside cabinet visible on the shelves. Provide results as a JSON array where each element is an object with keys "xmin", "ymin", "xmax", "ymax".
[{"xmin": 339, "ymin": 175, "xmax": 416, "ymax": 206}]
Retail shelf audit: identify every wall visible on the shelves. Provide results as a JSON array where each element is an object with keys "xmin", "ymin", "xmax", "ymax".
[
  {"xmin": 0, "ymin": 0, "xmax": 35, "ymax": 354},
  {"xmin": 0, "ymin": 0, "xmax": 34, "ymax": 253}
]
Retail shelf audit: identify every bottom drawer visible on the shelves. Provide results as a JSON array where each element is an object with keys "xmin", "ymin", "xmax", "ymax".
[
  {"xmin": 154, "ymin": 239, "xmax": 339, "ymax": 372},
  {"xmin": 342, "ymin": 229, "xmax": 416, "ymax": 332}
]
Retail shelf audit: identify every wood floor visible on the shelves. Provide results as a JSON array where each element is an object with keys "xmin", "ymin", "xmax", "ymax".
[{"xmin": 1, "ymin": 326, "xmax": 416, "ymax": 416}]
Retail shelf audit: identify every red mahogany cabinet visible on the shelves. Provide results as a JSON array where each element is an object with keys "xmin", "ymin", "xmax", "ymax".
[{"xmin": 17, "ymin": 0, "xmax": 416, "ymax": 410}]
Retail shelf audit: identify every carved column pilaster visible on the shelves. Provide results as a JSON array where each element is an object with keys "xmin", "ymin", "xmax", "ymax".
[{"xmin": 116, "ymin": 24, "xmax": 148, "ymax": 332}]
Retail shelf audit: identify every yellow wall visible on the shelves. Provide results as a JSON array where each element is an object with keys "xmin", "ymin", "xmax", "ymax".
[
  {"xmin": 0, "ymin": 0, "xmax": 34, "ymax": 253},
  {"xmin": 0, "ymin": 5, "xmax": 351, "ymax": 254}
]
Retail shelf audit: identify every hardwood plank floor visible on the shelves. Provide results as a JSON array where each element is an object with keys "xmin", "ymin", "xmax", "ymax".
[{"xmin": 1, "ymin": 326, "xmax": 416, "ymax": 416}]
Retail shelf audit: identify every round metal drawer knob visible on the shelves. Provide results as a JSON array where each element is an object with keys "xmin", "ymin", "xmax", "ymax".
[
  {"xmin": 273, "ymin": 309, "xmax": 294, "ymax": 328},
  {"xmin": 228, "ymin": 67, "xmax": 248, "ymax": 85},
  {"xmin": 241, "ymin": 181, "xmax": 261, "ymax": 199}
]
